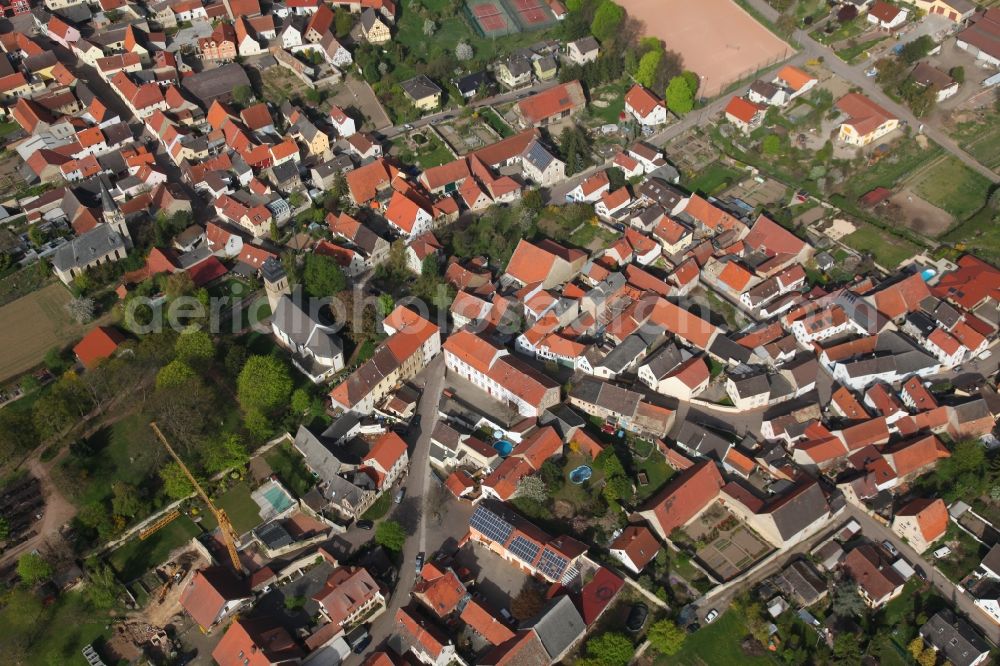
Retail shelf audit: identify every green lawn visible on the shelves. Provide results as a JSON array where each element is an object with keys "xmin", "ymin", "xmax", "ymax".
[
  {"xmin": 479, "ymin": 108, "xmax": 513, "ymax": 138},
  {"xmin": 842, "ymin": 139, "xmax": 942, "ymax": 201},
  {"xmin": 688, "ymin": 162, "xmax": 744, "ymax": 197},
  {"xmin": 588, "ymin": 82, "xmax": 629, "ymax": 124},
  {"xmin": 912, "ymin": 156, "xmax": 992, "ymax": 221},
  {"xmin": 213, "ymin": 483, "xmax": 264, "ymax": 535},
  {"xmin": 812, "ymin": 17, "xmax": 866, "ymax": 44},
  {"xmin": 835, "ymin": 36, "xmax": 887, "ymax": 63},
  {"xmin": 660, "ymin": 610, "xmax": 775, "ymax": 665},
  {"xmin": 17, "ymin": 592, "xmax": 112, "ymax": 666},
  {"xmin": 108, "ymin": 515, "xmax": 202, "ymax": 581},
  {"xmin": 631, "ymin": 448, "xmax": 676, "ymax": 502},
  {"xmin": 362, "ymin": 491, "xmax": 392, "ymax": 520},
  {"xmin": 264, "ymin": 443, "xmax": 316, "ymax": 498},
  {"xmin": 940, "ymin": 206, "xmax": 1000, "ymax": 265},
  {"xmin": 414, "ymin": 133, "xmax": 455, "ymax": 168},
  {"xmin": 842, "ymin": 221, "xmax": 922, "ymax": 268},
  {"xmin": 935, "ymin": 523, "xmax": 988, "ymax": 583}
]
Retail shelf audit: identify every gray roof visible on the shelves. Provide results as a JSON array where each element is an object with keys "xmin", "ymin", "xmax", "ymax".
[
  {"xmin": 430, "ymin": 420, "xmax": 462, "ymax": 451},
  {"xmin": 674, "ymin": 421, "xmax": 732, "ymax": 460},
  {"xmin": 400, "ymin": 74, "xmax": 441, "ymax": 101},
  {"xmin": 293, "ymin": 425, "xmax": 345, "ymax": 486},
  {"xmin": 750, "ymin": 79, "xmax": 781, "ymax": 99},
  {"xmin": 360, "ymin": 7, "xmax": 382, "ymax": 31},
  {"xmin": 255, "ymin": 521, "xmax": 294, "ymax": 550},
  {"xmin": 639, "ymin": 178, "xmax": 684, "ymax": 209},
  {"xmin": 521, "ymin": 139, "xmax": 556, "ymax": 172},
  {"xmin": 570, "ymin": 378, "xmax": 640, "ymax": 418},
  {"xmin": 569, "ymin": 36, "xmax": 599, "ymax": 53},
  {"xmin": 523, "ymin": 596, "xmax": 585, "ymax": 660},
  {"xmin": 709, "ymin": 335, "xmax": 752, "ymax": 365},
  {"xmin": 920, "ymin": 610, "xmax": 990, "ymax": 666},
  {"xmin": 765, "ymin": 481, "xmax": 829, "ymax": 541},
  {"xmin": 504, "ymin": 56, "xmax": 532, "ymax": 77},
  {"xmin": 640, "ymin": 343, "xmax": 683, "ymax": 380},
  {"xmin": 771, "ymin": 559, "xmax": 827, "ymax": 606},
  {"xmin": 272, "ymin": 294, "xmax": 342, "ymax": 360},
  {"xmin": 52, "ymin": 223, "xmax": 126, "ymax": 272},
  {"xmin": 596, "ymin": 331, "xmax": 653, "ymax": 374},
  {"xmin": 182, "ymin": 63, "xmax": 252, "ymax": 106},
  {"xmin": 729, "ymin": 371, "xmax": 769, "ymax": 399}
]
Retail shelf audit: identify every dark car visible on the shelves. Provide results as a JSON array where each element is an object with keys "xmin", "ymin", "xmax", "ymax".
[
  {"xmin": 915, "ymin": 566, "xmax": 927, "ymax": 580},
  {"xmin": 626, "ymin": 603, "xmax": 648, "ymax": 633},
  {"xmin": 416, "ymin": 551, "xmax": 425, "ymax": 574},
  {"xmin": 352, "ymin": 635, "xmax": 372, "ymax": 654},
  {"xmin": 356, "ymin": 520, "xmax": 374, "ymax": 530}
]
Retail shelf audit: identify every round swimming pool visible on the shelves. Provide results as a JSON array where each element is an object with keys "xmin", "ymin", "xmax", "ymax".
[
  {"xmin": 569, "ymin": 465, "xmax": 592, "ymax": 485},
  {"xmin": 493, "ymin": 440, "xmax": 514, "ymax": 457}
]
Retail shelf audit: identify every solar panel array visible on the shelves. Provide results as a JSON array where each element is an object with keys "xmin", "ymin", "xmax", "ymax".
[
  {"xmin": 537, "ymin": 547, "xmax": 569, "ymax": 580},
  {"xmin": 508, "ymin": 535, "xmax": 541, "ymax": 564},
  {"xmin": 470, "ymin": 506, "xmax": 514, "ymax": 544}
]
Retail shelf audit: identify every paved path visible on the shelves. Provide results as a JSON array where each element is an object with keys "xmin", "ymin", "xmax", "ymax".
[{"xmin": 742, "ymin": 0, "xmax": 998, "ymax": 182}]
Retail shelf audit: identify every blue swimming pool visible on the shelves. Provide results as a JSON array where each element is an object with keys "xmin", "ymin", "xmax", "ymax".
[
  {"xmin": 262, "ymin": 485, "xmax": 294, "ymax": 514},
  {"xmin": 569, "ymin": 465, "xmax": 592, "ymax": 485},
  {"xmin": 493, "ymin": 440, "xmax": 514, "ymax": 457}
]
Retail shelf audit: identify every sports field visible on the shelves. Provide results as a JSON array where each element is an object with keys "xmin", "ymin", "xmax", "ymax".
[
  {"xmin": 617, "ymin": 0, "xmax": 793, "ymax": 97},
  {"xmin": 0, "ymin": 282, "xmax": 86, "ymax": 381}
]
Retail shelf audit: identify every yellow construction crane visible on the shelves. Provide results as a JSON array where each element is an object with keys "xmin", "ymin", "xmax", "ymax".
[
  {"xmin": 139, "ymin": 509, "xmax": 181, "ymax": 540},
  {"xmin": 150, "ymin": 422, "xmax": 243, "ymax": 573}
]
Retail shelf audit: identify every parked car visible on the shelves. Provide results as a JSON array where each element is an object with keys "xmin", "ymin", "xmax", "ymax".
[
  {"xmin": 626, "ymin": 604, "xmax": 648, "ymax": 633},
  {"xmin": 915, "ymin": 566, "xmax": 927, "ymax": 580},
  {"xmin": 394, "ymin": 488, "xmax": 406, "ymax": 504},
  {"xmin": 500, "ymin": 608, "xmax": 514, "ymax": 624},
  {"xmin": 705, "ymin": 609, "xmax": 719, "ymax": 623},
  {"xmin": 933, "ymin": 545, "xmax": 952, "ymax": 559},
  {"xmin": 415, "ymin": 551, "xmax": 425, "ymax": 573},
  {"xmin": 356, "ymin": 520, "xmax": 374, "ymax": 530},
  {"xmin": 882, "ymin": 540, "xmax": 899, "ymax": 557}
]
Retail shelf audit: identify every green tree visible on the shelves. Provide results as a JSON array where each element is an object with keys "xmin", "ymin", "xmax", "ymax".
[
  {"xmin": 832, "ymin": 633, "xmax": 862, "ymax": 665},
  {"xmin": 291, "ymin": 388, "xmax": 312, "ymax": 414},
  {"xmin": 950, "ymin": 66, "xmax": 965, "ymax": 83},
  {"xmin": 665, "ymin": 75, "xmax": 694, "ymax": 115},
  {"xmin": 160, "ymin": 462, "xmax": 195, "ymax": 499},
  {"xmin": 589, "ymin": 1, "xmax": 624, "ymax": 42},
  {"xmin": 334, "ymin": 10, "xmax": 353, "ymax": 38},
  {"xmin": 85, "ymin": 563, "xmax": 122, "ymax": 609},
  {"xmin": 17, "ymin": 552, "xmax": 53, "ymax": 585},
  {"xmin": 375, "ymin": 519, "xmax": 407, "ymax": 551},
  {"xmin": 681, "ymin": 70, "xmax": 699, "ymax": 98},
  {"xmin": 237, "ymin": 355, "xmax": 293, "ymax": 414},
  {"xmin": 635, "ymin": 49, "xmax": 663, "ymax": 88},
  {"xmin": 647, "ymin": 619, "xmax": 685, "ymax": 656},
  {"xmin": 302, "ymin": 253, "xmax": 347, "ymax": 297},
  {"xmin": 900, "ymin": 35, "xmax": 934, "ymax": 64},
  {"xmin": 0, "ymin": 516, "xmax": 8, "ymax": 540},
  {"xmin": 0, "ymin": 408, "xmax": 37, "ymax": 465},
  {"xmin": 907, "ymin": 637, "xmax": 925, "ymax": 660},
  {"xmin": 202, "ymin": 434, "xmax": 249, "ymax": 473},
  {"xmin": 233, "ymin": 84, "xmax": 253, "ymax": 106},
  {"xmin": 584, "ymin": 632, "xmax": 633, "ymax": 666},
  {"xmin": 111, "ymin": 482, "xmax": 144, "ymax": 518},
  {"xmin": 175, "ymin": 330, "xmax": 215, "ymax": 364},
  {"xmin": 522, "ymin": 188, "xmax": 544, "ymax": 212},
  {"xmin": 156, "ymin": 359, "xmax": 197, "ymax": 390}
]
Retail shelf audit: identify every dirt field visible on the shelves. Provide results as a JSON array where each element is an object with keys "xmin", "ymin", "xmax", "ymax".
[
  {"xmin": 889, "ymin": 190, "xmax": 955, "ymax": 237},
  {"xmin": 617, "ymin": 0, "xmax": 793, "ymax": 97},
  {"xmin": 0, "ymin": 282, "xmax": 85, "ymax": 381}
]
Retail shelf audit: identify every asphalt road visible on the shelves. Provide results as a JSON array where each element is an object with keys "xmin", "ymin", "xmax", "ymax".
[{"xmin": 344, "ymin": 354, "xmax": 449, "ymax": 665}]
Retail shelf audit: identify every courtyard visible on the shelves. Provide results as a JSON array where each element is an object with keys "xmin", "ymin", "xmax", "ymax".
[{"xmin": 685, "ymin": 503, "xmax": 772, "ymax": 581}]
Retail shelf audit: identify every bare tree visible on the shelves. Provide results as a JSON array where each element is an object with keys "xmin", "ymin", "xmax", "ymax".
[
  {"xmin": 455, "ymin": 42, "xmax": 473, "ymax": 62},
  {"xmin": 514, "ymin": 475, "xmax": 547, "ymax": 502},
  {"xmin": 65, "ymin": 297, "xmax": 95, "ymax": 324}
]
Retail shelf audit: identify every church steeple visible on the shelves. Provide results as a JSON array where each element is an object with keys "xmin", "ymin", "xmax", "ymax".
[{"xmin": 99, "ymin": 180, "xmax": 131, "ymax": 249}]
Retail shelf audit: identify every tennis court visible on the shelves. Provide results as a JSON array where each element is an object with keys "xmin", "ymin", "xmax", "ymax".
[
  {"xmin": 502, "ymin": 0, "xmax": 557, "ymax": 29},
  {"xmin": 467, "ymin": 0, "xmax": 519, "ymax": 37}
]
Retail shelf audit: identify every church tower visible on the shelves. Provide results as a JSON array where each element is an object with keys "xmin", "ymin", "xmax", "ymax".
[
  {"xmin": 262, "ymin": 257, "xmax": 290, "ymax": 313},
  {"xmin": 100, "ymin": 180, "xmax": 131, "ymax": 249}
]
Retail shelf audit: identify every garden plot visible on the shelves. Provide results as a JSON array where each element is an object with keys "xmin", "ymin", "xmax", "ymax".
[{"xmin": 687, "ymin": 503, "xmax": 772, "ymax": 581}]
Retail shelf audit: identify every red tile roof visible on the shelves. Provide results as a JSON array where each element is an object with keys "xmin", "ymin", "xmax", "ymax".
[
  {"xmin": 640, "ymin": 460, "xmax": 723, "ymax": 538},
  {"xmin": 836, "ymin": 93, "xmax": 897, "ymax": 136},
  {"xmin": 873, "ymin": 273, "xmax": 931, "ymax": 319},
  {"xmin": 73, "ymin": 326, "xmax": 126, "ymax": 369},
  {"xmin": 212, "ymin": 618, "xmax": 303, "ymax": 666},
  {"xmin": 179, "ymin": 567, "xmax": 249, "ymax": 629},
  {"xmin": 725, "ymin": 96, "xmax": 763, "ymax": 123},
  {"xmin": 896, "ymin": 497, "xmax": 947, "ymax": 543},
  {"xmin": 625, "ymin": 83, "xmax": 664, "ymax": 118},
  {"xmin": 610, "ymin": 525, "xmax": 660, "ymax": 571},
  {"xmin": 843, "ymin": 544, "xmax": 904, "ymax": 604},
  {"xmin": 884, "ymin": 433, "xmax": 950, "ymax": 477},
  {"xmin": 516, "ymin": 80, "xmax": 584, "ymax": 125},
  {"xmin": 574, "ymin": 566, "xmax": 624, "ymax": 626}
]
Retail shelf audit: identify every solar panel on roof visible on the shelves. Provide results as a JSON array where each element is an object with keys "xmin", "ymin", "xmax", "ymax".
[
  {"xmin": 470, "ymin": 506, "xmax": 514, "ymax": 544},
  {"xmin": 537, "ymin": 548, "xmax": 568, "ymax": 579},
  {"xmin": 508, "ymin": 535, "xmax": 541, "ymax": 564}
]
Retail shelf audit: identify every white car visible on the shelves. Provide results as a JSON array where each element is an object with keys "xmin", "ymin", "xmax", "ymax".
[
  {"xmin": 979, "ymin": 350, "xmax": 992, "ymax": 360},
  {"xmin": 705, "ymin": 609, "xmax": 719, "ymax": 623},
  {"xmin": 933, "ymin": 546, "xmax": 952, "ymax": 559}
]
